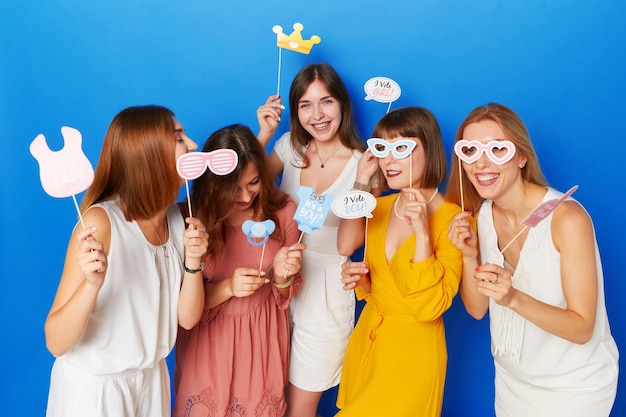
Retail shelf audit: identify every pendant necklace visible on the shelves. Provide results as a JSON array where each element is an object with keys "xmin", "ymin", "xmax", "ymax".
[
  {"xmin": 149, "ymin": 217, "xmax": 169, "ymax": 258},
  {"xmin": 393, "ymin": 188, "xmax": 439, "ymax": 220},
  {"xmin": 313, "ymin": 141, "xmax": 343, "ymax": 168}
]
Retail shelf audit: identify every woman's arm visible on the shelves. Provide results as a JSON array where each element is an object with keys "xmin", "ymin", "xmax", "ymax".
[
  {"xmin": 44, "ymin": 207, "xmax": 110, "ymax": 357},
  {"xmin": 257, "ymin": 94, "xmax": 283, "ymax": 147},
  {"xmin": 479, "ymin": 201, "xmax": 598, "ymax": 344},
  {"xmin": 448, "ymin": 210, "xmax": 488, "ymax": 319},
  {"xmin": 178, "ymin": 217, "xmax": 209, "ymax": 330}
]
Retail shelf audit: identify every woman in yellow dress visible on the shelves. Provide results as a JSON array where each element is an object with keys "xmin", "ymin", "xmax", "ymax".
[{"xmin": 335, "ymin": 107, "xmax": 463, "ymax": 416}]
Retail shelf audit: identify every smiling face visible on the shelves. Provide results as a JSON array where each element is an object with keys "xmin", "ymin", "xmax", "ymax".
[
  {"xmin": 232, "ymin": 162, "xmax": 262, "ymax": 212},
  {"xmin": 461, "ymin": 119, "xmax": 527, "ymax": 200},
  {"xmin": 297, "ymin": 79, "xmax": 343, "ymax": 143},
  {"xmin": 376, "ymin": 135, "xmax": 426, "ymax": 190}
]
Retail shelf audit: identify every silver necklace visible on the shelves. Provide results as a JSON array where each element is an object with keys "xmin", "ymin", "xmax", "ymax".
[
  {"xmin": 149, "ymin": 217, "xmax": 169, "ymax": 257},
  {"xmin": 313, "ymin": 141, "xmax": 343, "ymax": 168},
  {"xmin": 393, "ymin": 188, "xmax": 439, "ymax": 220}
]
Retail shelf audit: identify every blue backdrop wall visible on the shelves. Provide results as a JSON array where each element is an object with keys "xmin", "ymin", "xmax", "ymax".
[{"xmin": 1, "ymin": 1, "xmax": 624, "ymax": 416}]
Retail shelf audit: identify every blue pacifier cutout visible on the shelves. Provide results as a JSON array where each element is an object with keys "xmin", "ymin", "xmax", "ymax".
[{"xmin": 242, "ymin": 219, "xmax": 276, "ymax": 246}]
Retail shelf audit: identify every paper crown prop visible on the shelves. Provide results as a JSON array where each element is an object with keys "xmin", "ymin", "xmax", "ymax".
[
  {"xmin": 272, "ymin": 23, "xmax": 321, "ymax": 55},
  {"xmin": 30, "ymin": 126, "xmax": 94, "ymax": 198}
]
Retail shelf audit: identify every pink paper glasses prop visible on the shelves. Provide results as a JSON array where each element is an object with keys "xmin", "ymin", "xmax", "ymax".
[
  {"xmin": 176, "ymin": 149, "xmax": 238, "ymax": 217},
  {"xmin": 454, "ymin": 139, "xmax": 517, "ymax": 211},
  {"xmin": 29, "ymin": 126, "xmax": 95, "ymax": 228},
  {"xmin": 495, "ymin": 185, "xmax": 578, "ymax": 259}
]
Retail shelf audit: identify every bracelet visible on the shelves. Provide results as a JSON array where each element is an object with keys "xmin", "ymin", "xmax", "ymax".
[
  {"xmin": 353, "ymin": 181, "xmax": 371, "ymax": 192},
  {"xmin": 184, "ymin": 260, "xmax": 204, "ymax": 274},
  {"xmin": 267, "ymin": 263, "xmax": 295, "ymax": 289}
]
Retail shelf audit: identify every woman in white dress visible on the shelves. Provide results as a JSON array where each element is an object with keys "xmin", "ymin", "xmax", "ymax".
[
  {"xmin": 44, "ymin": 105, "xmax": 209, "ymax": 417},
  {"xmin": 447, "ymin": 103, "xmax": 618, "ymax": 417},
  {"xmin": 257, "ymin": 63, "xmax": 373, "ymax": 417}
]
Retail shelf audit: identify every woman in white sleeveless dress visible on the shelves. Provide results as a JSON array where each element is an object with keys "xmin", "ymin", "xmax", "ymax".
[
  {"xmin": 257, "ymin": 63, "xmax": 375, "ymax": 417},
  {"xmin": 447, "ymin": 103, "xmax": 618, "ymax": 417},
  {"xmin": 45, "ymin": 105, "xmax": 209, "ymax": 417}
]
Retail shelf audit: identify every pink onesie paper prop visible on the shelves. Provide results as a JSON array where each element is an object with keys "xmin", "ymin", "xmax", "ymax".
[
  {"xmin": 177, "ymin": 149, "xmax": 238, "ymax": 218},
  {"xmin": 497, "ymin": 185, "xmax": 578, "ymax": 258},
  {"xmin": 272, "ymin": 22, "xmax": 321, "ymax": 97},
  {"xmin": 30, "ymin": 126, "xmax": 94, "ymax": 227},
  {"xmin": 364, "ymin": 77, "xmax": 402, "ymax": 114}
]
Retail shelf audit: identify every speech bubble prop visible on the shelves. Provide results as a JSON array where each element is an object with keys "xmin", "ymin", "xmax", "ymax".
[
  {"xmin": 294, "ymin": 186, "xmax": 334, "ymax": 234},
  {"xmin": 30, "ymin": 126, "xmax": 94, "ymax": 227},
  {"xmin": 332, "ymin": 191, "xmax": 377, "ymax": 219},
  {"xmin": 364, "ymin": 77, "xmax": 401, "ymax": 114},
  {"xmin": 273, "ymin": 22, "xmax": 321, "ymax": 96},
  {"xmin": 495, "ymin": 185, "xmax": 578, "ymax": 259},
  {"xmin": 523, "ymin": 185, "xmax": 578, "ymax": 227}
]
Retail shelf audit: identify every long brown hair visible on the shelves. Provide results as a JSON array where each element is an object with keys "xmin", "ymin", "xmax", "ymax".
[
  {"xmin": 80, "ymin": 105, "xmax": 180, "ymax": 220},
  {"xmin": 190, "ymin": 124, "xmax": 288, "ymax": 261},
  {"xmin": 446, "ymin": 103, "xmax": 548, "ymax": 213},
  {"xmin": 372, "ymin": 106, "xmax": 447, "ymax": 189},
  {"xmin": 288, "ymin": 63, "xmax": 364, "ymax": 167}
]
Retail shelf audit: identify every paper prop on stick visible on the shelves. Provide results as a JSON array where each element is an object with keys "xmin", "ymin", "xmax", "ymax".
[
  {"xmin": 332, "ymin": 190, "xmax": 377, "ymax": 261},
  {"xmin": 29, "ymin": 126, "xmax": 94, "ymax": 227},
  {"xmin": 242, "ymin": 219, "xmax": 276, "ymax": 276},
  {"xmin": 177, "ymin": 149, "xmax": 238, "ymax": 217},
  {"xmin": 454, "ymin": 139, "xmax": 516, "ymax": 211},
  {"xmin": 294, "ymin": 186, "xmax": 333, "ymax": 236},
  {"xmin": 496, "ymin": 185, "xmax": 578, "ymax": 259},
  {"xmin": 364, "ymin": 77, "xmax": 402, "ymax": 115},
  {"xmin": 272, "ymin": 22, "xmax": 321, "ymax": 97},
  {"xmin": 367, "ymin": 138, "xmax": 417, "ymax": 198}
]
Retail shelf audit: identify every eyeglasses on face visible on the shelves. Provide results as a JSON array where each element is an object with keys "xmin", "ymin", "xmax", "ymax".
[
  {"xmin": 454, "ymin": 139, "xmax": 516, "ymax": 165},
  {"xmin": 366, "ymin": 138, "xmax": 416, "ymax": 159}
]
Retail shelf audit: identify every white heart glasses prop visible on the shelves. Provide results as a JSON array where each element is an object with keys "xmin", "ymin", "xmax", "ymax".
[
  {"xmin": 454, "ymin": 139, "xmax": 516, "ymax": 211},
  {"xmin": 367, "ymin": 138, "xmax": 416, "ymax": 159},
  {"xmin": 454, "ymin": 139, "xmax": 516, "ymax": 165}
]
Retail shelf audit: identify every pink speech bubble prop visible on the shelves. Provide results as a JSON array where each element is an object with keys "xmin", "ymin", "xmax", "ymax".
[
  {"xmin": 522, "ymin": 185, "xmax": 578, "ymax": 227},
  {"xmin": 496, "ymin": 185, "xmax": 578, "ymax": 258},
  {"xmin": 30, "ymin": 126, "xmax": 94, "ymax": 198},
  {"xmin": 176, "ymin": 149, "xmax": 238, "ymax": 179},
  {"xmin": 454, "ymin": 139, "xmax": 516, "ymax": 165}
]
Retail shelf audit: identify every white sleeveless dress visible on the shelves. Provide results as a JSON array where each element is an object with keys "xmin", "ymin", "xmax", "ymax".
[
  {"xmin": 274, "ymin": 132, "xmax": 359, "ymax": 391},
  {"xmin": 46, "ymin": 201, "xmax": 185, "ymax": 417},
  {"xmin": 478, "ymin": 188, "xmax": 619, "ymax": 417}
]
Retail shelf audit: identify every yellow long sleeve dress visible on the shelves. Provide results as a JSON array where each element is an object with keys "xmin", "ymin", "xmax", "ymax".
[{"xmin": 336, "ymin": 195, "xmax": 463, "ymax": 417}]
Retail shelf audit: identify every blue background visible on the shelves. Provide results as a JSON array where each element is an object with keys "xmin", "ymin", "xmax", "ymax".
[{"xmin": 1, "ymin": 1, "xmax": 624, "ymax": 416}]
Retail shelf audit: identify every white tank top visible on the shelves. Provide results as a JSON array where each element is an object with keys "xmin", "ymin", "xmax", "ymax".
[{"xmin": 61, "ymin": 200, "xmax": 185, "ymax": 375}]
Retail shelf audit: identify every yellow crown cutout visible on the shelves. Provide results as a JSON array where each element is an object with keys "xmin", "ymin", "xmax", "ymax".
[{"xmin": 272, "ymin": 23, "xmax": 321, "ymax": 55}]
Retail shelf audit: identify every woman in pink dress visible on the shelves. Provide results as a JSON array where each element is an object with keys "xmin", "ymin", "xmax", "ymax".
[{"xmin": 173, "ymin": 124, "xmax": 306, "ymax": 417}]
